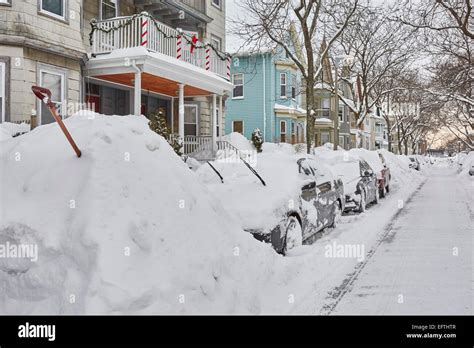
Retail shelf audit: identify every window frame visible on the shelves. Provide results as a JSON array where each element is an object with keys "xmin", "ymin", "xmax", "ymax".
[
  {"xmin": 38, "ymin": 65, "xmax": 67, "ymax": 125},
  {"xmin": 100, "ymin": 0, "xmax": 118, "ymax": 20},
  {"xmin": 232, "ymin": 73, "xmax": 244, "ymax": 99},
  {"xmin": 280, "ymin": 73, "xmax": 287, "ymax": 98},
  {"xmin": 338, "ymin": 106, "xmax": 344, "ymax": 122},
  {"xmin": 0, "ymin": 62, "xmax": 5, "ymax": 123},
  {"xmin": 321, "ymin": 98, "xmax": 330, "ymax": 118},
  {"xmin": 291, "ymin": 74, "xmax": 297, "ymax": 99},
  {"xmin": 39, "ymin": 0, "xmax": 68, "ymax": 22},
  {"xmin": 184, "ymin": 104, "xmax": 199, "ymax": 136},
  {"xmin": 211, "ymin": 0, "xmax": 222, "ymax": 10},
  {"xmin": 210, "ymin": 35, "xmax": 222, "ymax": 51},
  {"xmin": 280, "ymin": 120, "xmax": 287, "ymax": 143}
]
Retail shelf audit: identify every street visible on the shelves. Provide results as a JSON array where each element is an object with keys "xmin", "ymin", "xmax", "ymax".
[{"xmin": 325, "ymin": 164, "xmax": 473, "ymax": 315}]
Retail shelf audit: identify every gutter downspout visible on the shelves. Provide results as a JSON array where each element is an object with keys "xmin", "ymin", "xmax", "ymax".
[
  {"xmin": 262, "ymin": 53, "xmax": 267, "ymax": 142},
  {"xmin": 131, "ymin": 60, "xmax": 142, "ymax": 116}
]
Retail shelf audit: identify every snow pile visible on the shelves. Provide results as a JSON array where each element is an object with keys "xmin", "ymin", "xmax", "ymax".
[
  {"xmin": 0, "ymin": 122, "xmax": 30, "ymax": 141},
  {"xmin": 221, "ymin": 132, "xmax": 254, "ymax": 152},
  {"xmin": 0, "ymin": 112, "xmax": 283, "ymax": 314},
  {"xmin": 458, "ymin": 151, "xmax": 474, "ymax": 175},
  {"xmin": 197, "ymin": 151, "xmax": 308, "ymax": 232},
  {"xmin": 262, "ymin": 142, "xmax": 296, "ymax": 155},
  {"xmin": 349, "ymin": 148, "xmax": 384, "ymax": 179}
]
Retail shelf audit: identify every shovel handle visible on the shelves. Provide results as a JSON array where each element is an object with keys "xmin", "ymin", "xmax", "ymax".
[{"xmin": 31, "ymin": 85, "xmax": 82, "ymax": 158}]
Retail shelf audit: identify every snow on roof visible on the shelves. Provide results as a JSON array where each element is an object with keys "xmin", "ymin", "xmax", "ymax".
[
  {"xmin": 315, "ymin": 117, "xmax": 333, "ymax": 124},
  {"xmin": 274, "ymin": 103, "xmax": 306, "ymax": 114}
]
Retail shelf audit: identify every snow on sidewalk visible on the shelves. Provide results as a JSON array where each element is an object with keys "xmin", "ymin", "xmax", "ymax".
[{"xmin": 331, "ymin": 164, "xmax": 473, "ymax": 315}]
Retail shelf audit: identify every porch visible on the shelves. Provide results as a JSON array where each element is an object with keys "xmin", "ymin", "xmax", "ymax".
[{"xmin": 86, "ymin": 12, "xmax": 233, "ymax": 157}]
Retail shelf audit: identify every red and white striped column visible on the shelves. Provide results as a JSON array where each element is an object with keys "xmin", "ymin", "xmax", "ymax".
[
  {"xmin": 205, "ymin": 47, "xmax": 211, "ymax": 71},
  {"xmin": 226, "ymin": 56, "xmax": 231, "ymax": 80},
  {"xmin": 141, "ymin": 13, "xmax": 149, "ymax": 48},
  {"xmin": 176, "ymin": 34, "xmax": 182, "ymax": 60}
]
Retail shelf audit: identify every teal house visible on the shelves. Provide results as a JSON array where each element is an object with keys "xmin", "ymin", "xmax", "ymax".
[{"xmin": 226, "ymin": 49, "xmax": 306, "ymax": 144}]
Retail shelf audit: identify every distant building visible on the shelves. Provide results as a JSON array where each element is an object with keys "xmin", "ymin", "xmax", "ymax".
[{"xmin": 226, "ymin": 49, "xmax": 306, "ymax": 144}]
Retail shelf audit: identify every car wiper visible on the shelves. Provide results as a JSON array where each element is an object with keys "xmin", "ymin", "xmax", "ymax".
[
  {"xmin": 207, "ymin": 161, "xmax": 224, "ymax": 184},
  {"xmin": 240, "ymin": 156, "xmax": 266, "ymax": 187}
]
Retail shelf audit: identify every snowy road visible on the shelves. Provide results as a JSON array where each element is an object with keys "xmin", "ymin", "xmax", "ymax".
[{"xmin": 328, "ymin": 165, "xmax": 473, "ymax": 315}]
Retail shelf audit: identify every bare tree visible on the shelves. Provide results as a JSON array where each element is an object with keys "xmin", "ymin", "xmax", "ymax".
[
  {"xmin": 396, "ymin": 0, "xmax": 473, "ymax": 149},
  {"xmin": 398, "ymin": 0, "xmax": 473, "ymax": 40},
  {"xmin": 333, "ymin": 6, "xmax": 418, "ymax": 148},
  {"xmin": 231, "ymin": 0, "xmax": 359, "ymax": 153}
]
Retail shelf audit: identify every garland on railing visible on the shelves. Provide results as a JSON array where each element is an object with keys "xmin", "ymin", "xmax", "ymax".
[{"xmin": 89, "ymin": 12, "xmax": 231, "ymax": 61}]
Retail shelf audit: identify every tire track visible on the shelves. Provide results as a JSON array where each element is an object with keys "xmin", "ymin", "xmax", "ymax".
[{"xmin": 319, "ymin": 180, "xmax": 427, "ymax": 315}]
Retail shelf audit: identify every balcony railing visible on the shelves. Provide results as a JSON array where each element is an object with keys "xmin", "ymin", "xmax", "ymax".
[{"xmin": 91, "ymin": 13, "xmax": 229, "ymax": 80}]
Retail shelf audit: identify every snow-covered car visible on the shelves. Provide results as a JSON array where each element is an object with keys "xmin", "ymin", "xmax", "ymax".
[
  {"xmin": 325, "ymin": 156, "xmax": 379, "ymax": 213},
  {"xmin": 409, "ymin": 157, "xmax": 421, "ymax": 171},
  {"xmin": 350, "ymin": 149, "xmax": 391, "ymax": 198},
  {"xmin": 197, "ymin": 153, "xmax": 345, "ymax": 254}
]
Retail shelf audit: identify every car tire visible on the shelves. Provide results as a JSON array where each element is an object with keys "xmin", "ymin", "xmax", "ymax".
[
  {"xmin": 374, "ymin": 188, "xmax": 380, "ymax": 204},
  {"xmin": 331, "ymin": 201, "xmax": 342, "ymax": 228},
  {"xmin": 359, "ymin": 190, "xmax": 367, "ymax": 213},
  {"xmin": 283, "ymin": 216, "xmax": 303, "ymax": 255}
]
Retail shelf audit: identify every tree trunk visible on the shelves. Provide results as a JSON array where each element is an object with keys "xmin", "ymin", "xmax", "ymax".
[{"xmin": 306, "ymin": 82, "xmax": 315, "ymax": 154}]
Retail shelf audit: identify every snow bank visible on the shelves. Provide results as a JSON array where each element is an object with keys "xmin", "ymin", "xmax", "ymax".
[
  {"xmin": 197, "ymin": 151, "xmax": 307, "ymax": 232},
  {"xmin": 0, "ymin": 112, "xmax": 283, "ymax": 314},
  {"xmin": 262, "ymin": 142, "xmax": 296, "ymax": 155},
  {"xmin": 222, "ymin": 132, "xmax": 254, "ymax": 152},
  {"xmin": 0, "ymin": 122, "xmax": 30, "ymax": 141},
  {"xmin": 458, "ymin": 151, "xmax": 474, "ymax": 176}
]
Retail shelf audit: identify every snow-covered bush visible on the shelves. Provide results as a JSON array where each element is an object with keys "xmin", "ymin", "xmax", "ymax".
[
  {"xmin": 251, "ymin": 128, "xmax": 263, "ymax": 153},
  {"xmin": 148, "ymin": 111, "xmax": 182, "ymax": 156}
]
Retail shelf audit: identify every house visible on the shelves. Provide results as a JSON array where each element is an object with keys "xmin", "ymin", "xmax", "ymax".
[
  {"xmin": 225, "ymin": 49, "xmax": 306, "ymax": 144},
  {"xmin": 312, "ymin": 40, "xmax": 352, "ymax": 149},
  {"xmin": 0, "ymin": 0, "xmax": 232, "ymax": 156}
]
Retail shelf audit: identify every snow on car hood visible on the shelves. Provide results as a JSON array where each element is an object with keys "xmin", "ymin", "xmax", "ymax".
[
  {"xmin": 197, "ymin": 152, "xmax": 308, "ymax": 232},
  {"xmin": 349, "ymin": 149, "xmax": 384, "ymax": 180},
  {"xmin": 313, "ymin": 152, "xmax": 361, "ymax": 197}
]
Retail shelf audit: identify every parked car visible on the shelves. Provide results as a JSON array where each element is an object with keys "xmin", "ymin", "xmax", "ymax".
[
  {"xmin": 349, "ymin": 149, "xmax": 391, "ymax": 198},
  {"xmin": 197, "ymin": 153, "xmax": 345, "ymax": 254},
  {"xmin": 409, "ymin": 156, "xmax": 421, "ymax": 171},
  {"xmin": 325, "ymin": 156, "xmax": 379, "ymax": 213}
]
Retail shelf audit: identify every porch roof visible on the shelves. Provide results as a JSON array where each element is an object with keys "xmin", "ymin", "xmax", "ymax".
[{"xmin": 86, "ymin": 47, "xmax": 233, "ymax": 96}]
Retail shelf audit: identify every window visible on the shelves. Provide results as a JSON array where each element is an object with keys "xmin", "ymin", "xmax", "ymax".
[
  {"xmin": 211, "ymin": 0, "xmax": 221, "ymax": 9},
  {"xmin": 0, "ymin": 62, "xmax": 4, "ymax": 123},
  {"xmin": 233, "ymin": 121, "xmax": 243, "ymax": 135},
  {"xmin": 321, "ymin": 131, "xmax": 330, "ymax": 145},
  {"xmin": 321, "ymin": 99, "xmax": 330, "ymax": 118},
  {"xmin": 291, "ymin": 74, "xmax": 297, "ymax": 99},
  {"xmin": 232, "ymin": 74, "xmax": 244, "ymax": 99},
  {"xmin": 39, "ymin": 68, "xmax": 66, "ymax": 125},
  {"xmin": 280, "ymin": 120, "xmax": 286, "ymax": 143},
  {"xmin": 101, "ymin": 0, "xmax": 118, "ymax": 20},
  {"xmin": 338, "ymin": 106, "xmax": 344, "ymax": 122},
  {"xmin": 39, "ymin": 0, "xmax": 66, "ymax": 20},
  {"xmin": 184, "ymin": 105, "xmax": 198, "ymax": 136},
  {"xmin": 339, "ymin": 136, "xmax": 344, "ymax": 148},
  {"xmin": 280, "ymin": 73, "xmax": 287, "ymax": 98},
  {"xmin": 211, "ymin": 35, "xmax": 222, "ymax": 51}
]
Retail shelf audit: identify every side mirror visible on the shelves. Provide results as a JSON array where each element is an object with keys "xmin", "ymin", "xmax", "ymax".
[{"xmin": 364, "ymin": 171, "xmax": 371, "ymax": 177}]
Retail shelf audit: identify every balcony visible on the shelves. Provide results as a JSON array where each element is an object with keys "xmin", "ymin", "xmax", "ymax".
[{"xmin": 90, "ymin": 13, "xmax": 230, "ymax": 80}]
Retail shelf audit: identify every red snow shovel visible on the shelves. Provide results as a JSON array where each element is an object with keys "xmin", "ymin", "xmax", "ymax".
[{"xmin": 32, "ymin": 86, "xmax": 82, "ymax": 158}]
